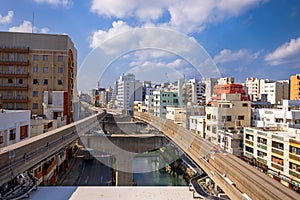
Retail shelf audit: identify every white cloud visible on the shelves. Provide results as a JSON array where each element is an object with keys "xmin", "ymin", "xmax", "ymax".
[
  {"xmin": 33, "ymin": 0, "xmax": 73, "ymax": 8},
  {"xmin": 9, "ymin": 20, "xmax": 49, "ymax": 33},
  {"xmin": 90, "ymin": 21, "xmax": 133, "ymax": 48},
  {"xmin": 0, "ymin": 11, "xmax": 14, "ymax": 24},
  {"xmin": 265, "ymin": 36, "xmax": 300, "ymax": 66},
  {"xmin": 90, "ymin": 0, "xmax": 267, "ymax": 33},
  {"xmin": 213, "ymin": 49, "xmax": 259, "ymax": 65}
]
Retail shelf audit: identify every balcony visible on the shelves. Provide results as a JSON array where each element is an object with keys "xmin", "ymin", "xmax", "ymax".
[
  {"xmin": 0, "ymin": 71, "xmax": 29, "ymax": 78},
  {"xmin": 2, "ymin": 96, "xmax": 28, "ymax": 103},
  {"xmin": 271, "ymin": 162, "xmax": 283, "ymax": 171},
  {"xmin": 289, "ymin": 170, "xmax": 300, "ymax": 179},
  {"xmin": 0, "ymin": 46, "xmax": 29, "ymax": 53},
  {"xmin": 244, "ymin": 151, "xmax": 253, "ymax": 159},
  {"xmin": 0, "ymin": 83, "xmax": 28, "ymax": 90},
  {"xmin": 257, "ymin": 157, "xmax": 267, "ymax": 165},
  {"xmin": 289, "ymin": 153, "xmax": 300, "ymax": 163},
  {"xmin": 245, "ymin": 139, "xmax": 254, "ymax": 146},
  {"xmin": 0, "ymin": 59, "xmax": 29, "ymax": 66},
  {"xmin": 272, "ymin": 147, "xmax": 284, "ymax": 156},
  {"xmin": 257, "ymin": 143, "xmax": 267, "ymax": 151}
]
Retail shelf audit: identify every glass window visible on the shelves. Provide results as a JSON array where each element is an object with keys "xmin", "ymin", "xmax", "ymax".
[
  {"xmin": 8, "ymin": 66, "xmax": 13, "ymax": 72},
  {"xmin": 58, "ymin": 80, "xmax": 63, "ymax": 85},
  {"xmin": 43, "ymin": 67, "xmax": 48, "ymax": 73},
  {"xmin": 33, "ymin": 55, "xmax": 39, "ymax": 61},
  {"xmin": 58, "ymin": 55, "xmax": 63, "ymax": 61},
  {"xmin": 226, "ymin": 116, "xmax": 232, "ymax": 122},
  {"xmin": 17, "ymin": 66, "xmax": 24, "ymax": 73},
  {"xmin": 17, "ymin": 54, "xmax": 24, "ymax": 61},
  {"xmin": 58, "ymin": 67, "xmax": 63, "ymax": 73},
  {"xmin": 33, "ymin": 79, "xmax": 38, "ymax": 85},
  {"xmin": 238, "ymin": 115, "xmax": 245, "ymax": 120},
  {"xmin": 33, "ymin": 91, "xmax": 38, "ymax": 97},
  {"xmin": 8, "ymin": 78, "xmax": 13, "ymax": 84},
  {"xmin": 18, "ymin": 79, "xmax": 23, "ymax": 84},
  {"xmin": 8, "ymin": 53, "xmax": 14, "ymax": 61},
  {"xmin": 7, "ymin": 103, "xmax": 13, "ymax": 109},
  {"xmin": 43, "ymin": 79, "xmax": 48, "ymax": 85},
  {"xmin": 33, "ymin": 66, "xmax": 38, "ymax": 73},
  {"xmin": 33, "ymin": 103, "xmax": 38, "ymax": 109},
  {"xmin": 17, "ymin": 103, "xmax": 23, "ymax": 109},
  {"xmin": 43, "ymin": 55, "xmax": 48, "ymax": 61}
]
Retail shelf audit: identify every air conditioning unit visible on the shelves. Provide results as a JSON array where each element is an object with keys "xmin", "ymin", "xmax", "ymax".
[
  {"xmin": 292, "ymin": 147, "xmax": 297, "ymax": 154},
  {"xmin": 292, "ymin": 164, "xmax": 297, "ymax": 170}
]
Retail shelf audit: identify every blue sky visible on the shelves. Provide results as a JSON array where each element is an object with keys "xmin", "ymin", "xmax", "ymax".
[{"xmin": 0, "ymin": 0, "xmax": 299, "ymax": 92}]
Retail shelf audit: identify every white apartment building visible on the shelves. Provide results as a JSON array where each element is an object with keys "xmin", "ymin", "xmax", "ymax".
[
  {"xmin": 260, "ymin": 79, "xmax": 289, "ymax": 104},
  {"xmin": 184, "ymin": 79, "xmax": 206, "ymax": 105},
  {"xmin": 203, "ymin": 77, "xmax": 218, "ymax": 104},
  {"xmin": 0, "ymin": 110, "xmax": 30, "ymax": 148},
  {"xmin": 252, "ymin": 100, "xmax": 300, "ymax": 129},
  {"xmin": 246, "ymin": 77, "xmax": 260, "ymax": 101},
  {"xmin": 190, "ymin": 116, "xmax": 206, "ymax": 138},
  {"xmin": 43, "ymin": 91, "xmax": 67, "ymax": 125},
  {"xmin": 116, "ymin": 74, "xmax": 142, "ymax": 112},
  {"xmin": 244, "ymin": 127, "xmax": 300, "ymax": 191},
  {"xmin": 205, "ymin": 93, "xmax": 251, "ymax": 144}
]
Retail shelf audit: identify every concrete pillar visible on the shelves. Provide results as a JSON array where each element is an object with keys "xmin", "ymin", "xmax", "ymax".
[
  {"xmin": 5, "ymin": 128, "xmax": 9, "ymax": 146},
  {"xmin": 15, "ymin": 122, "xmax": 20, "ymax": 142},
  {"xmin": 115, "ymin": 154, "xmax": 134, "ymax": 186}
]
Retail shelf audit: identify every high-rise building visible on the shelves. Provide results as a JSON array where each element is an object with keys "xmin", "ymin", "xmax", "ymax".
[
  {"xmin": 290, "ymin": 74, "xmax": 300, "ymax": 100},
  {"xmin": 116, "ymin": 74, "xmax": 142, "ymax": 112},
  {"xmin": 0, "ymin": 32, "xmax": 77, "ymax": 124},
  {"xmin": 260, "ymin": 79, "xmax": 289, "ymax": 104},
  {"xmin": 246, "ymin": 77, "xmax": 260, "ymax": 101},
  {"xmin": 203, "ymin": 78, "xmax": 219, "ymax": 103}
]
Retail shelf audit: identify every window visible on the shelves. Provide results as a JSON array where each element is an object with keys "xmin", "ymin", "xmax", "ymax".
[
  {"xmin": 8, "ymin": 53, "xmax": 14, "ymax": 61},
  {"xmin": 17, "ymin": 103, "xmax": 23, "ymax": 109},
  {"xmin": 8, "ymin": 78, "xmax": 13, "ymax": 84},
  {"xmin": 0, "ymin": 135, "xmax": 3, "ymax": 144},
  {"xmin": 33, "ymin": 91, "xmax": 38, "ymax": 97},
  {"xmin": 43, "ymin": 67, "xmax": 48, "ymax": 73},
  {"xmin": 238, "ymin": 115, "xmax": 245, "ymax": 120},
  {"xmin": 8, "ymin": 66, "xmax": 13, "ymax": 72},
  {"xmin": 33, "ymin": 54, "xmax": 39, "ymax": 61},
  {"xmin": 58, "ymin": 67, "xmax": 63, "ymax": 73},
  {"xmin": 9, "ymin": 129, "xmax": 16, "ymax": 140},
  {"xmin": 58, "ymin": 55, "xmax": 63, "ymax": 61},
  {"xmin": 7, "ymin": 91, "xmax": 13, "ymax": 97},
  {"xmin": 242, "ymin": 103, "xmax": 248, "ymax": 107},
  {"xmin": 33, "ymin": 103, "xmax": 38, "ymax": 109},
  {"xmin": 43, "ymin": 79, "xmax": 48, "ymax": 85},
  {"xmin": 43, "ymin": 55, "xmax": 48, "ymax": 61},
  {"xmin": 17, "ymin": 54, "xmax": 24, "ymax": 61},
  {"xmin": 33, "ymin": 66, "xmax": 38, "ymax": 73},
  {"xmin": 17, "ymin": 66, "xmax": 24, "ymax": 73},
  {"xmin": 57, "ymin": 80, "xmax": 63, "ymax": 85},
  {"xmin": 7, "ymin": 103, "xmax": 13, "ymax": 109},
  {"xmin": 20, "ymin": 125, "xmax": 28, "ymax": 139},
  {"xmin": 18, "ymin": 79, "xmax": 23, "ymax": 84},
  {"xmin": 33, "ymin": 79, "xmax": 38, "ymax": 85},
  {"xmin": 226, "ymin": 116, "xmax": 232, "ymax": 122}
]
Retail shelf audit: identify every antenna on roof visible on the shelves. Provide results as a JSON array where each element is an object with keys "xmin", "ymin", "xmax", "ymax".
[{"xmin": 32, "ymin": 12, "xmax": 34, "ymax": 33}]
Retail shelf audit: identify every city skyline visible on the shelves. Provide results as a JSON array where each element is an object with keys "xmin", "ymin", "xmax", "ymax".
[{"xmin": 0, "ymin": 0, "xmax": 299, "ymax": 91}]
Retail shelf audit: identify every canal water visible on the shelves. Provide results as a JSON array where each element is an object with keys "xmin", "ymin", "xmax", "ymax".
[{"xmin": 132, "ymin": 150, "xmax": 188, "ymax": 186}]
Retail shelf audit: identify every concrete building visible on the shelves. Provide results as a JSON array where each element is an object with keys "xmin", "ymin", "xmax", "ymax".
[
  {"xmin": 116, "ymin": 74, "xmax": 142, "ymax": 112},
  {"xmin": 252, "ymin": 100, "xmax": 300, "ymax": 129},
  {"xmin": 246, "ymin": 77, "xmax": 260, "ymax": 101},
  {"xmin": 184, "ymin": 79, "xmax": 205, "ymax": 106},
  {"xmin": 243, "ymin": 126, "xmax": 300, "ymax": 191},
  {"xmin": 205, "ymin": 93, "xmax": 251, "ymax": 144},
  {"xmin": 0, "ymin": 109, "xmax": 30, "ymax": 148},
  {"xmin": 260, "ymin": 79, "xmax": 289, "ymax": 104},
  {"xmin": 153, "ymin": 90, "xmax": 178, "ymax": 118},
  {"xmin": 290, "ymin": 74, "xmax": 300, "ymax": 100},
  {"xmin": 105, "ymin": 87, "xmax": 113, "ymax": 104},
  {"xmin": 203, "ymin": 78, "xmax": 218, "ymax": 104},
  {"xmin": 0, "ymin": 32, "xmax": 77, "ymax": 124},
  {"xmin": 189, "ymin": 116, "xmax": 206, "ymax": 138}
]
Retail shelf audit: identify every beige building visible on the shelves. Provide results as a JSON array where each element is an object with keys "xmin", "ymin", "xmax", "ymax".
[
  {"xmin": 205, "ymin": 93, "xmax": 251, "ymax": 143},
  {"xmin": 290, "ymin": 74, "xmax": 300, "ymax": 100},
  {"xmin": 246, "ymin": 77, "xmax": 260, "ymax": 101},
  {"xmin": 0, "ymin": 32, "xmax": 77, "ymax": 124},
  {"xmin": 243, "ymin": 126, "xmax": 300, "ymax": 192}
]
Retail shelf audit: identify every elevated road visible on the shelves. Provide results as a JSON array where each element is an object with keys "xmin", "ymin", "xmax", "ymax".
[
  {"xmin": 0, "ymin": 111, "xmax": 106, "ymax": 185},
  {"xmin": 134, "ymin": 112, "xmax": 300, "ymax": 200}
]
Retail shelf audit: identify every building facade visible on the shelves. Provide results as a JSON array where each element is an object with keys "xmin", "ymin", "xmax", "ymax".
[
  {"xmin": 0, "ymin": 110, "xmax": 30, "ymax": 148},
  {"xmin": 0, "ymin": 32, "xmax": 77, "ymax": 124},
  {"xmin": 290, "ymin": 74, "xmax": 300, "ymax": 100},
  {"xmin": 243, "ymin": 127, "xmax": 300, "ymax": 192},
  {"xmin": 260, "ymin": 79, "xmax": 289, "ymax": 105},
  {"xmin": 246, "ymin": 77, "xmax": 260, "ymax": 101}
]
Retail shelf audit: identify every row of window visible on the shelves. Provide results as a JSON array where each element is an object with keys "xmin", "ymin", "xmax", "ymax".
[
  {"xmin": 1, "ymin": 53, "xmax": 26, "ymax": 61},
  {"xmin": 33, "ymin": 66, "xmax": 64, "ymax": 73},
  {"xmin": 33, "ymin": 55, "xmax": 64, "ymax": 61},
  {"xmin": 5, "ymin": 103, "xmax": 38, "ymax": 109},
  {"xmin": 207, "ymin": 114, "xmax": 245, "ymax": 121},
  {"xmin": 33, "ymin": 79, "xmax": 63, "ymax": 85}
]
